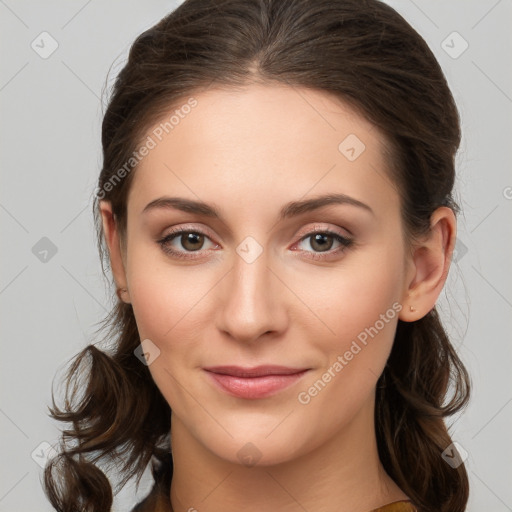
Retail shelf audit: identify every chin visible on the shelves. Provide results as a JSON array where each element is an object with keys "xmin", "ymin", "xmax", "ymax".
[{"xmin": 191, "ymin": 419, "xmax": 313, "ymax": 468}]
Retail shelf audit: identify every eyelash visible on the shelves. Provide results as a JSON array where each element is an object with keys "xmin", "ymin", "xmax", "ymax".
[{"xmin": 156, "ymin": 227, "xmax": 354, "ymax": 261}]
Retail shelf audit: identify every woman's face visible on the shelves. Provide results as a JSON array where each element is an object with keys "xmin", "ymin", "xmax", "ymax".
[{"xmin": 120, "ymin": 84, "xmax": 415, "ymax": 465}]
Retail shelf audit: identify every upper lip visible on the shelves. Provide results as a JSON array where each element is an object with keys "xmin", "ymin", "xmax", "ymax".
[{"xmin": 203, "ymin": 365, "xmax": 309, "ymax": 377}]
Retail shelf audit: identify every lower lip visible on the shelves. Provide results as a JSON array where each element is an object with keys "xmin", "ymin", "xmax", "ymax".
[{"xmin": 205, "ymin": 370, "xmax": 309, "ymax": 399}]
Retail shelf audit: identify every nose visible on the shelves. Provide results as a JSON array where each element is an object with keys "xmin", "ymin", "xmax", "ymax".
[{"xmin": 215, "ymin": 248, "xmax": 288, "ymax": 344}]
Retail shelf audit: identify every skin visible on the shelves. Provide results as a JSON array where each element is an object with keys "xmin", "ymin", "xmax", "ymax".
[{"xmin": 100, "ymin": 83, "xmax": 456, "ymax": 512}]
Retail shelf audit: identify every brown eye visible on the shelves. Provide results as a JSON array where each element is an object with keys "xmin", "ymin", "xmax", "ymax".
[
  {"xmin": 294, "ymin": 230, "xmax": 354, "ymax": 261},
  {"xmin": 179, "ymin": 232, "xmax": 205, "ymax": 251},
  {"xmin": 309, "ymin": 233, "xmax": 335, "ymax": 252},
  {"xmin": 157, "ymin": 228, "xmax": 217, "ymax": 260}
]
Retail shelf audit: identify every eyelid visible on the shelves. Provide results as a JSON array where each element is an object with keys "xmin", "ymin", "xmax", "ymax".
[
  {"xmin": 160, "ymin": 222, "xmax": 350, "ymax": 245},
  {"xmin": 294, "ymin": 222, "xmax": 352, "ymax": 239},
  {"xmin": 161, "ymin": 223, "xmax": 217, "ymax": 240},
  {"xmin": 291, "ymin": 227, "xmax": 354, "ymax": 258}
]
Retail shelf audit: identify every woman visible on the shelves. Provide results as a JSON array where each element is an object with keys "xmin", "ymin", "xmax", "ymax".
[{"xmin": 43, "ymin": 1, "xmax": 471, "ymax": 511}]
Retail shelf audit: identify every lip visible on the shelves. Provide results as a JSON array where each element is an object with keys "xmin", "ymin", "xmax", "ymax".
[{"xmin": 203, "ymin": 365, "xmax": 310, "ymax": 399}]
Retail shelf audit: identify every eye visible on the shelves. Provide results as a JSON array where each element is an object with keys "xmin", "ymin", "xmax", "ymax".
[
  {"xmin": 156, "ymin": 225, "xmax": 354, "ymax": 261},
  {"xmin": 293, "ymin": 228, "xmax": 353, "ymax": 260},
  {"xmin": 157, "ymin": 228, "xmax": 218, "ymax": 260}
]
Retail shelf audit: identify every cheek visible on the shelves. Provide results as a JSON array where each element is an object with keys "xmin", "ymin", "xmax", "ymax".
[
  {"xmin": 303, "ymin": 244, "xmax": 405, "ymax": 393},
  {"xmin": 333, "ymin": 269, "xmax": 402, "ymax": 353},
  {"xmin": 294, "ymin": 278, "xmax": 402, "ymax": 439},
  {"xmin": 125, "ymin": 235, "xmax": 211, "ymax": 341},
  {"xmin": 125, "ymin": 252, "xmax": 210, "ymax": 409},
  {"xmin": 314, "ymin": 245, "xmax": 404, "ymax": 346}
]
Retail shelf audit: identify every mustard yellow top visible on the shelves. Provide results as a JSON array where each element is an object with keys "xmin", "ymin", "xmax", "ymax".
[
  {"xmin": 370, "ymin": 501, "xmax": 417, "ymax": 512},
  {"xmin": 132, "ymin": 488, "xmax": 417, "ymax": 512}
]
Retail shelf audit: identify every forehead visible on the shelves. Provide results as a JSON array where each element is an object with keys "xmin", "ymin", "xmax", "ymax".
[{"xmin": 127, "ymin": 83, "xmax": 398, "ymax": 220}]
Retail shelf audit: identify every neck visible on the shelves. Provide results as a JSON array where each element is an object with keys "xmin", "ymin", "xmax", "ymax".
[{"xmin": 168, "ymin": 393, "xmax": 408, "ymax": 512}]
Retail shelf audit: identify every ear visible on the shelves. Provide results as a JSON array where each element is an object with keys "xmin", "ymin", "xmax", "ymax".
[
  {"xmin": 399, "ymin": 206, "xmax": 456, "ymax": 322},
  {"xmin": 99, "ymin": 200, "xmax": 131, "ymax": 304}
]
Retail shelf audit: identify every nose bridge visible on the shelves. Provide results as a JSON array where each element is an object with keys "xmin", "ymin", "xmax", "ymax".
[{"xmin": 217, "ymin": 240, "xmax": 283, "ymax": 342}]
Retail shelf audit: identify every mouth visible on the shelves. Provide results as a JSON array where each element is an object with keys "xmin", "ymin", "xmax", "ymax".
[{"xmin": 203, "ymin": 365, "xmax": 311, "ymax": 399}]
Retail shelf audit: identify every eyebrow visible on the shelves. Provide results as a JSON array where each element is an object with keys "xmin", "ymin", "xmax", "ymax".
[{"xmin": 142, "ymin": 193, "xmax": 374, "ymax": 221}]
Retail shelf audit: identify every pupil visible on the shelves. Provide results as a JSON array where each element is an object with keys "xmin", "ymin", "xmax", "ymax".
[
  {"xmin": 184, "ymin": 233, "xmax": 203, "ymax": 251},
  {"xmin": 312, "ymin": 233, "xmax": 332, "ymax": 252}
]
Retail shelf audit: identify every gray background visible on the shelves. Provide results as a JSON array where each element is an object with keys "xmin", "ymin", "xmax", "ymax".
[{"xmin": 1, "ymin": 1, "xmax": 511, "ymax": 511}]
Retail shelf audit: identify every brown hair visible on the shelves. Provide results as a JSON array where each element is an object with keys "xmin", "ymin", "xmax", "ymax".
[{"xmin": 44, "ymin": 1, "xmax": 471, "ymax": 511}]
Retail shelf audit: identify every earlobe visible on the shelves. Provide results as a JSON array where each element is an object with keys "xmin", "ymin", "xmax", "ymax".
[
  {"xmin": 399, "ymin": 207, "xmax": 456, "ymax": 322},
  {"xmin": 99, "ymin": 200, "xmax": 131, "ymax": 304}
]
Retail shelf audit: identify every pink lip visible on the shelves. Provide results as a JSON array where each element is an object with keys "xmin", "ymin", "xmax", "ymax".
[{"xmin": 203, "ymin": 365, "xmax": 310, "ymax": 399}]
